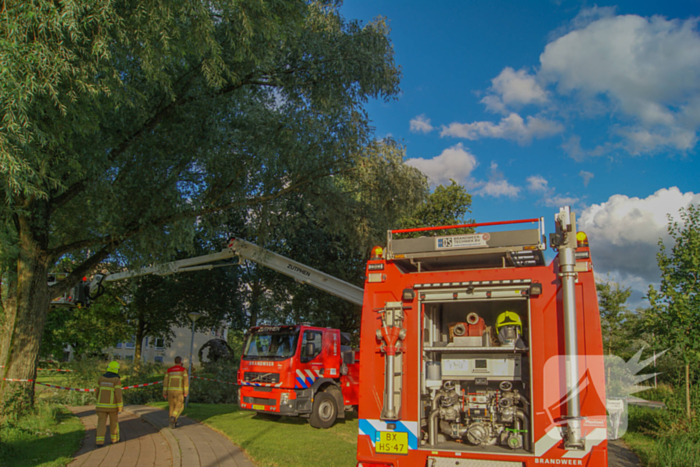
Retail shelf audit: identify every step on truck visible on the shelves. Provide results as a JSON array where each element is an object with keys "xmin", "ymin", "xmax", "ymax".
[
  {"xmin": 357, "ymin": 207, "xmax": 608, "ymax": 467},
  {"xmin": 237, "ymin": 324, "xmax": 360, "ymax": 428}
]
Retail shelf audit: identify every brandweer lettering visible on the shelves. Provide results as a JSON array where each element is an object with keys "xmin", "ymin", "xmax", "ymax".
[
  {"xmin": 535, "ymin": 459, "xmax": 583, "ymax": 465},
  {"xmin": 287, "ymin": 264, "xmax": 311, "ymax": 277}
]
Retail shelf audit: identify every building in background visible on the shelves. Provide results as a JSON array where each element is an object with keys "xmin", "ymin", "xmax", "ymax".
[{"xmin": 108, "ymin": 325, "xmax": 228, "ymax": 366}]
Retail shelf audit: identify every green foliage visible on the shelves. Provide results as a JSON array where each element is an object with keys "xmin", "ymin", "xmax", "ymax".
[
  {"xmin": 0, "ymin": 402, "xmax": 84, "ymax": 467},
  {"xmin": 646, "ymin": 204, "xmax": 700, "ymax": 418},
  {"xmin": 189, "ymin": 361, "xmax": 239, "ymax": 404},
  {"xmin": 399, "ymin": 180, "xmax": 473, "ymax": 235},
  {"xmin": 1, "ymin": 1, "xmax": 403, "ymax": 414},
  {"xmin": 596, "ymin": 279, "xmax": 637, "ymax": 356},
  {"xmin": 654, "ymin": 435, "xmax": 700, "ymax": 467},
  {"xmin": 40, "ymin": 295, "xmax": 131, "ymax": 360}
]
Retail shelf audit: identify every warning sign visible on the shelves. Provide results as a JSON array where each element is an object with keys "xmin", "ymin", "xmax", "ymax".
[{"xmin": 435, "ymin": 233, "xmax": 489, "ymax": 250}]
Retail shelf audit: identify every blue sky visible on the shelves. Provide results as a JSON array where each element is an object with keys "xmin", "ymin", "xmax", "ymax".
[{"xmin": 341, "ymin": 0, "xmax": 700, "ymax": 304}]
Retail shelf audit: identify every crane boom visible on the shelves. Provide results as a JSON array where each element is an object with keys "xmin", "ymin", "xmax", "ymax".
[{"xmin": 96, "ymin": 238, "xmax": 364, "ymax": 306}]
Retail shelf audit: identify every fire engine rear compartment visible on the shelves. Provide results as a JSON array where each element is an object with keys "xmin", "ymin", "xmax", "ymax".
[{"xmin": 419, "ymin": 290, "xmax": 534, "ymax": 455}]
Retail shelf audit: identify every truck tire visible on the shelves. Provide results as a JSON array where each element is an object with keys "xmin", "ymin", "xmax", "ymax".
[{"xmin": 309, "ymin": 391, "xmax": 338, "ymax": 429}]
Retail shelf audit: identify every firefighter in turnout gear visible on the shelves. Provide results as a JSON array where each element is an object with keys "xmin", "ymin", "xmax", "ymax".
[
  {"xmin": 163, "ymin": 356, "xmax": 189, "ymax": 428},
  {"xmin": 95, "ymin": 361, "xmax": 123, "ymax": 447}
]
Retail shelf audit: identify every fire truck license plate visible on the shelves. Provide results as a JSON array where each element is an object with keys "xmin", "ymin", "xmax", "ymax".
[
  {"xmin": 252, "ymin": 405, "xmax": 265, "ymax": 410},
  {"xmin": 375, "ymin": 431, "xmax": 408, "ymax": 455}
]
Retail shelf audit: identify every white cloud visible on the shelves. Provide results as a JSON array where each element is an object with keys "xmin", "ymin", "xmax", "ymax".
[
  {"xmin": 578, "ymin": 187, "xmax": 700, "ymax": 287},
  {"xmin": 475, "ymin": 162, "xmax": 520, "ymax": 198},
  {"xmin": 477, "ymin": 180, "xmax": 520, "ymax": 198},
  {"xmin": 544, "ymin": 194, "xmax": 580, "ymax": 208},
  {"xmin": 409, "ymin": 114, "xmax": 434, "ymax": 133},
  {"xmin": 579, "ymin": 170, "xmax": 594, "ymax": 187},
  {"xmin": 481, "ymin": 67, "xmax": 549, "ymax": 114},
  {"xmin": 527, "ymin": 175, "xmax": 549, "ymax": 193},
  {"xmin": 405, "ymin": 143, "xmax": 478, "ymax": 187},
  {"xmin": 526, "ymin": 174, "xmax": 581, "ymax": 208},
  {"xmin": 440, "ymin": 113, "xmax": 564, "ymax": 145},
  {"xmin": 539, "ymin": 12, "xmax": 700, "ymax": 154}
]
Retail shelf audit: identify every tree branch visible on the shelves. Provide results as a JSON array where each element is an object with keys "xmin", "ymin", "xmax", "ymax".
[{"xmin": 47, "ymin": 165, "xmax": 336, "ymax": 258}]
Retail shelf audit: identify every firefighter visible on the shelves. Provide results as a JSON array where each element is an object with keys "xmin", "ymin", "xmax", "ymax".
[
  {"xmin": 163, "ymin": 356, "xmax": 189, "ymax": 428},
  {"xmin": 495, "ymin": 311, "xmax": 527, "ymax": 348},
  {"xmin": 95, "ymin": 361, "xmax": 123, "ymax": 447}
]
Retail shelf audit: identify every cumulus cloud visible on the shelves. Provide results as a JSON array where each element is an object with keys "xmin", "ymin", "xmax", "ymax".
[
  {"xmin": 476, "ymin": 162, "xmax": 520, "ymax": 198},
  {"xmin": 405, "ymin": 143, "xmax": 478, "ymax": 187},
  {"xmin": 410, "ymin": 114, "xmax": 434, "ymax": 133},
  {"xmin": 526, "ymin": 174, "xmax": 581, "ymax": 208},
  {"xmin": 481, "ymin": 67, "xmax": 549, "ymax": 114},
  {"xmin": 527, "ymin": 175, "xmax": 549, "ymax": 193},
  {"xmin": 539, "ymin": 12, "xmax": 700, "ymax": 154},
  {"xmin": 578, "ymin": 188, "xmax": 700, "ymax": 289},
  {"xmin": 579, "ymin": 170, "xmax": 594, "ymax": 187},
  {"xmin": 441, "ymin": 113, "xmax": 564, "ymax": 145}
]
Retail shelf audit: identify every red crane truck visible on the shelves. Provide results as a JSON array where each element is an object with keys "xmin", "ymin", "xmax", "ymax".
[
  {"xmin": 356, "ymin": 207, "xmax": 608, "ymax": 467},
  {"xmin": 82, "ymin": 237, "xmax": 366, "ymax": 429},
  {"xmin": 237, "ymin": 324, "xmax": 360, "ymax": 428}
]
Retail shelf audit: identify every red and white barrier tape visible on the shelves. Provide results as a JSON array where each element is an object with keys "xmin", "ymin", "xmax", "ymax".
[
  {"xmin": 1, "ymin": 366, "xmax": 74, "ymax": 372},
  {"xmin": 192, "ymin": 375, "xmax": 237, "ymax": 386},
  {"xmin": 5, "ymin": 376, "xmax": 237, "ymax": 390},
  {"xmin": 122, "ymin": 381, "xmax": 162, "ymax": 390},
  {"xmin": 36, "ymin": 382, "xmax": 94, "ymax": 392}
]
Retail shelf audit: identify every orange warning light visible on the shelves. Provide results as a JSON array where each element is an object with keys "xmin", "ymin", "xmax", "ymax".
[
  {"xmin": 576, "ymin": 231, "xmax": 589, "ymax": 247},
  {"xmin": 371, "ymin": 246, "xmax": 384, "ymax": 259}
]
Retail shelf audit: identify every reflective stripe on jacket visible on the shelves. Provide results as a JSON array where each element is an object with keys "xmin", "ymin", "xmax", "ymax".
[
  {"xmin": 96, "ymin": 375, "xmax": 123, "ymax": 411},
  {"xmin": 163, "ymin": 365, "xmax": 189, "ymax": 393}
]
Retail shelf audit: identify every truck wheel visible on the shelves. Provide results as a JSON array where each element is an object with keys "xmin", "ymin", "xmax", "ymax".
[{"xmin": 309, "ymin": 391, "xmax": 338, "ymax": 429}]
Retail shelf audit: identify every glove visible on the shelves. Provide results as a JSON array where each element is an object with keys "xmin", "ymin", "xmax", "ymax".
[
  {"xmin": 118, "ymin": 408, "xmax": 123, "ymax": 414},
  {"xmin": 163, "ymin": 394, "xmax": 167, "ymax": 399}
]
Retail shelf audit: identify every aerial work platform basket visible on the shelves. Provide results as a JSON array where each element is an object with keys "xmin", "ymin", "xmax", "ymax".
[{"xmin": 385, "ymin": 217, "xmax": 546, "ymax": 271}]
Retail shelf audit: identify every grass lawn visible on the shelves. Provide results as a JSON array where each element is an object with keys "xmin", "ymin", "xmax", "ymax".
[
  {"xmin": 622, "ymin": 430, "xmax": 656, "ymax": 466},
  {"xmin": 0, "ymin": 404, "xmax": 84, "ymax": 467},
  {"xmin": 149, "ymin": 402, "xmax": 358, "ymax": 467}
]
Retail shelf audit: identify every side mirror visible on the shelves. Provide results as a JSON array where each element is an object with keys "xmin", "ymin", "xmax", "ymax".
[{"xmin": 306, "ymin": 342, "xmax": 315, "ymax": 357}]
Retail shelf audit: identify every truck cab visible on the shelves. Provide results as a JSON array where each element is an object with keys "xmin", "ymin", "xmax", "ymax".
[{"xmin": 237, "ymin": 324, "xmax": 359, "ymax": 428}]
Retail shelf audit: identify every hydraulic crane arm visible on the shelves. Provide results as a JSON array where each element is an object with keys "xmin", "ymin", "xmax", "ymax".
[{"xmin": 94, "ymin": 238, "xmax": 364, "ymax": 306}]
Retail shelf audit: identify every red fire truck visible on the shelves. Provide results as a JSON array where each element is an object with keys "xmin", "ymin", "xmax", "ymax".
[
  {"xmin": 357, "ymin": 208, "xmax": 608, "ymax": 467},
  {"xmin": 237, "ymin": 324, "xmax": 360, "ymax": 428}
]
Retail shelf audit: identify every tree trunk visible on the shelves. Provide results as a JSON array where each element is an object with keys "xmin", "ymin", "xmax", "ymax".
[
  {"xmin": 0, "ymin": 210, "xmax": 51, "ymax": 418},
  {"xmin": 0, "ymin": 276, "xmax": 18, "ymax": 369},
  {"xmin": 686, "ymin": 363, "xmax": 692, "ymax": 420},
  {"xmin": 249, "ymin": 280, "xmax": 262, "ymax": 328},
  {"xmin": 134, "ymin": 317, "xmax": 147, "ymax": 365}
]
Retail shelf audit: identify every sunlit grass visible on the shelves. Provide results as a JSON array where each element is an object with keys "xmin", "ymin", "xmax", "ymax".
[
  {"xmin": 149, "ymin": 402, "xmax": 359, "ymax": 467},
  {"xmin": 0, "ymin": 404, "xmax": 84, "ymax": 467}
]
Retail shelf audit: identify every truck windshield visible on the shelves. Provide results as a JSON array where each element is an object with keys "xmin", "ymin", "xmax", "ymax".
[{"xmin": 243, "ymin": 330, "xmax": 299, "ymax": 360}]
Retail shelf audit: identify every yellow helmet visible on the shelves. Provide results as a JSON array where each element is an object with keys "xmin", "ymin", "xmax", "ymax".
[
  {"xmin": 106, "ymin": 361, "xmax": 120, "ymax": 373},
  {"xmin": 496, "ymin": 311, "xmax": 522, "ymax": 332}
]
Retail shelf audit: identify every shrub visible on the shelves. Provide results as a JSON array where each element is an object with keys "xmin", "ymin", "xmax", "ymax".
[
  {"xmin": 189, "ymin": 360, "xmax": 239, "ymax": 404},
  {"xmin": 653, "ymin": 435, "xmax": 700, "ymax": 467}
]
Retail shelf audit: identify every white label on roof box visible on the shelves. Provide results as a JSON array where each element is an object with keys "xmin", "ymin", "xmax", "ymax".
[{"xmin": 436, "ymin": 233, "xmax": 489, "ymax": 250}]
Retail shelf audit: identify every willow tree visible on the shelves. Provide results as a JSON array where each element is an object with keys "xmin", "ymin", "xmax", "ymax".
[{"xmin": 0, "ymin": 0, "xmax": 400, "ymax": 416}]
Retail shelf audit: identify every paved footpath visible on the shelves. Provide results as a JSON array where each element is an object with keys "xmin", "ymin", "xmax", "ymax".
[{"xmin": 68, "ymin": 405, "xmax": 255, "ymax": 467}]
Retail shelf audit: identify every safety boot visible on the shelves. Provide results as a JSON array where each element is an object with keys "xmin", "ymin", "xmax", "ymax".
[{"xmin": 169, "ymin": 416, "xmax": 176, "ymax": 429}]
